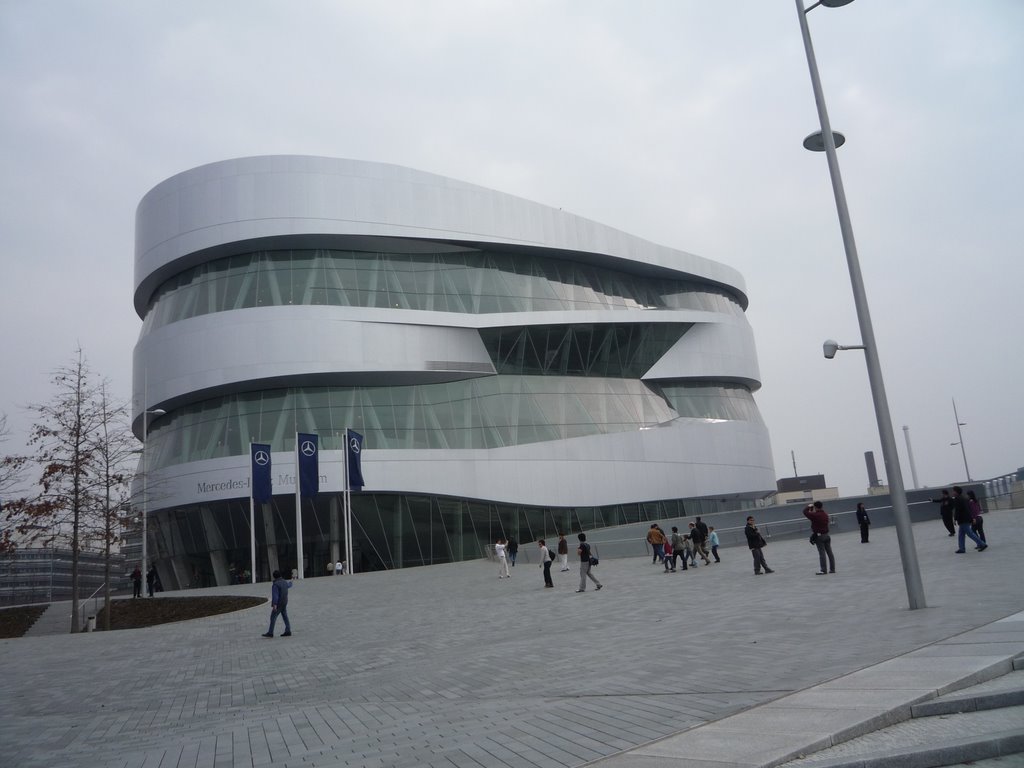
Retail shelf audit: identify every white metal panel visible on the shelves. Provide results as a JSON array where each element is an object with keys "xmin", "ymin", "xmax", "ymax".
[
  {"xmin": 135, "ymin": 156, "xmax": 747, "ymax": 315},
  {"xmin": 134, "ymin": 306, "xmax": 494, "ymax": 414},
  {"xmin": 642, "ymin": 316, "xmax": 763, "ymax": 388},
  {"xmin": 145, "ymin": 418, "xmax": 774, "ymax": 510}
]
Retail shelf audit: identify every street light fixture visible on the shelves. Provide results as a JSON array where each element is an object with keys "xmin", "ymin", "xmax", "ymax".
[
  {"xmin": 141, "ymin": 407, "xmax": 166, "ymax": 589},
  {"xmin": 822, "ymin": 339, "xmax": 864, "ymax": 359},
  {"xmin": 951, "ymin": 398, "xmax": 971, "ymax": 481},
  {"xmin": 797, "ymin": 0, "xmax": 926, "ymax": 608}
]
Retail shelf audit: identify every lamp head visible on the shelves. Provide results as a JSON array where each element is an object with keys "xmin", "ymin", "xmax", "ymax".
[
  {"xmin": 823, "ymin": 339, "xmax": 840, "ymax": 359},
  {"xmin": 803, "ymin": 131, "xmax": 846, "ymax": 152},
  {"xmin": 821, "ymin": 0, "xmax": 855, "ymax": 7}
]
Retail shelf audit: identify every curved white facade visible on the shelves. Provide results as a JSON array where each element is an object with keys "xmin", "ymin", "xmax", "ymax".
[{"xmin": 133, "ymin": 156, "xmax": 774, "ymax": 585}]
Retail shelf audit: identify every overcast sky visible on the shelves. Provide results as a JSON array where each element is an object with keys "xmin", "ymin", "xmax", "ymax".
[{"xmin": 1, "ymin": 0, "xmax": 1021, "ymax": 498}]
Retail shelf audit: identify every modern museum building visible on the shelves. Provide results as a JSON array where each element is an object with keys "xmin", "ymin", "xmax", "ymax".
[{"xmin": 133, "ymin": 155, "xmax": 775, "ymax": 588}]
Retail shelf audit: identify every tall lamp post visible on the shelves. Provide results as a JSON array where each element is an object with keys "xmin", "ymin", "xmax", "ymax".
[
  {"xmin": 951, "ymin": 398, "xmax": 972, "ymax": 482},
  {"xmin": 141, "ymin": 408, "xmax": 166, "ymax": 588},
  {"xmin": 797, "ymin": 0, "xmax": 926, "ymax": 609}
]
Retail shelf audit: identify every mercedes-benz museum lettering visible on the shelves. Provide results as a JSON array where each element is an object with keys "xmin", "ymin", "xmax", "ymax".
[{"xmin": 133, "ymin": 155, "xmax": 775, "ymax": 588}]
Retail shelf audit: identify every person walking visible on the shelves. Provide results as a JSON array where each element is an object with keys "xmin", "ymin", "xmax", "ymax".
[
  {"xmin": 556, "ymin": 533, "xmax": 570, "ymax": 571},
  {"xmin": 688, "ymin": 522, "xmax": 711, "ymax": 565},
  {"xmin": 669, "ymin": 526, "xmax": 688, "ymax": 571},
  {"xmin": 131, "ymin": 566, "xmax": 142, "ymax": 598},
  {"xmin": 495, "ymin": 538, "xmax": 511, "ymax": 578},
  {"xmin": 708, "ymin": 526, "xmax": 721, "ymax": 563},
  {"xmin": 335, "ymin": 560, "xmax": 343, "ymax": 576},
  {"xmin": 576, "ymin": 533, "xmax": 603, "ymax": 592},
  {"xmin": 681, "ymin": 534, "xmax": 698, "ymax": 568},
  {"xmin": 744, "ymin": 516, "xmax": 773, "ymax": 575},
  {"xmin": 538, "ymin": 539, "xmax": 554, "ymax": 588},
  {"xmin": 262, "ymin": 570, "xmax": 293, "ymax": 637},
  {"xmin": 804, "ymin": 501, "xmax": 836, "ymax": 575},
  {"xmin": 662, "ymin": 536, "xmax": 674, "ymax": 572},
  {"xmin": 146, "ymin": 566, "xmax": 158, "ymax": 597},
  {"xmin": 855, "ymin": 502, "xmax": 871, "ymax": 543},
  {"xmin": 694, "ymin": 517, "xmax": 710, "ymax": 560},
  {"xmin": 967, "ymin": 490, "xmax": 987, "ymax": 545},
  {"xmin": 952, "ymin": 486, "xmax": 987, "ymax": 553},
  {"xmin": 646, "ymin": 524, "xmax": 666, "ymax": 565},
  {"xmin": 507, "ymin": 536, "xmax": 519, "ymax": 567},
  {"xmin": 932, "ymin": 490, "xmax": 956, "ymax": 536}
]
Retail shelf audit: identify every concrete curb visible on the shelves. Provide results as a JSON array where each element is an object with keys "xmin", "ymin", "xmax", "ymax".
[
  {"xmin": 785, "ymin": 728, "xmax": 1024, "ymax": 768},
  {"xmin": 912, "ymin": 687, "xmax": 1024, "ymax": 717}
]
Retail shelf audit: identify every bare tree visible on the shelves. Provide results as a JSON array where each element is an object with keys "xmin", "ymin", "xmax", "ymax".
[
  {"xmin": 91, "ymin": 383, "xmax": 135, "ymax": 630},
  {"xmin": 0, "ymin": 413, "xmax": 24, "ymax": 555},
  {"xmin": 4, "ymin": 349, "xmax": 126, "ymax": 631}
]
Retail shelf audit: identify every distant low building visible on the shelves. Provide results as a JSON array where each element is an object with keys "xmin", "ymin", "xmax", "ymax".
[
  {"xmin": 0, "ymin": 547, "xmax": 126, "ymax": 606},
  {"xmin": 774, "ymin": 474, "xmax": 839, "ymax": 505}
]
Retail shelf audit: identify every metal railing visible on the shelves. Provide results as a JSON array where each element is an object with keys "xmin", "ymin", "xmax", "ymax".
[{"xmin": 79, "ymin": 582, "xmax": 107, "ymax": 631}]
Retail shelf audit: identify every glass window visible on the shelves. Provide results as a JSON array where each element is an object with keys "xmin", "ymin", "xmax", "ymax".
[
  {"xmin": 142, "ymin": 247, "xmax": 745, "ymax": 330},
  {"xmin": 146, "ymin": 373, "xmax": 707, "ymax": 471}
]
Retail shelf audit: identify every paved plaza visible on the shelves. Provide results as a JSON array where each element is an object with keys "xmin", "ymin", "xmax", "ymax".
[{"xmin": 1, "ymin": 509, "xmax": 1022, "ymax": 768}]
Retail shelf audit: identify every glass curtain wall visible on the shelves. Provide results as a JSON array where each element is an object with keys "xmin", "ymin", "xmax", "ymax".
[
  {"xmin": 144, "ymin": 376, "xmax": 763, "ymax": 472},
  {"xmin": 142, "ymin": 248, "xmax": 744, "ymax": 333}
]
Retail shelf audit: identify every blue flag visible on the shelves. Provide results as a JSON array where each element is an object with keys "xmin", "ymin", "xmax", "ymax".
[
  {"xmin": 251, "ymin": 443, "xmax": 272, "ymax": 503},
  {"xmin": 297, "ymin": 433, "xmax": 319, "ymax": 498},
  {"xmin": 347, "ymin": 429, "xmax": 364, "ymax": 491}
]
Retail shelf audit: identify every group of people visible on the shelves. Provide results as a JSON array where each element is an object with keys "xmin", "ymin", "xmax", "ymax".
[
  {"xmin": 494, "ymin": 532, "xmax": 603, "ymax": 592},
  {"xmin": 129, "ymin": 565, "xmax": 161, "ymax": 597},
  {"xmin": 537, "ymin": 533, "xmax": 603, "ymax": 592},
  {"xmin": 932, "ymin": 486, "xmax": 989, "ymax": 553},
  {"xmin": 325, "ymin": 560, "xmax": 348, "ymax": 576},
  {"xmin": 258, "ymin": 488, "xmax": 994, "ymax": 636},
  {"xmin": 646, "ymin": 518, "xmax": 721, "ymax": 571},
  {"xmin": 495, "ymin": 534, "xmax": 572, "ymax": 579},
  {"xmin": 743, "ymin": 502, "xmax": 836, "ymax": 576}
]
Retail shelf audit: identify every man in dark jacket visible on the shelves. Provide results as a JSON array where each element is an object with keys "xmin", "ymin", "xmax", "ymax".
[
  {"xmin": 803, "ymin": 501, "xmax": 836, "ymax": 575},
  {"xmin": 507, "ymin": 537, "xmax": 519, "ymax": 567},
  {"xmin": 952, "ymin": 486, "xmax": 987, "ymax": 554},
  {"xmin": 931, "ymin": 490, "xmax": 956, "ymax": 536},
  {"xmin": 262, "ymin": 570, "xmax": 293, "ymax": 637},
  {"xmin": 744, "ymin": 516, "xmax": 773, "ymax": 575},
  {"xmin": 855, "ymin": 503, "xmax": 870, "ymax": 543},
  {"xmin": 688, "ymin": 522, "xmax": 711, "ymax": 565},
  {"xmin": 694, "ymin": 517, "xmax": 711, "ymax": 561},
  {"xmin": 576, "ymin": 533, "xmax": 604, "ymax": 593}
]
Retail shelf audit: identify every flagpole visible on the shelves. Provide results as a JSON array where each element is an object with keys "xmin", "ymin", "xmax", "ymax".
[
  {"xmin": 249, "ymin": 442, "xmax": 256, "ymax": 584},
  {"xmin": 344, "ymin": 428, "xmax": 352, "ymax": 574},
  {"xmin": 249, "ymin": 494, "xmax": 257, "ymax": 584},
  {"xmin": 250, "ymin": 443, "xmax": 272, "ymax": 584},
  {"xmin": 295, "ymin": 433, "xmax": 304, "ymax": 580},
  {"xmin": 247, "ymin": 444, "xmax": 256, "ymax": 581}
]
